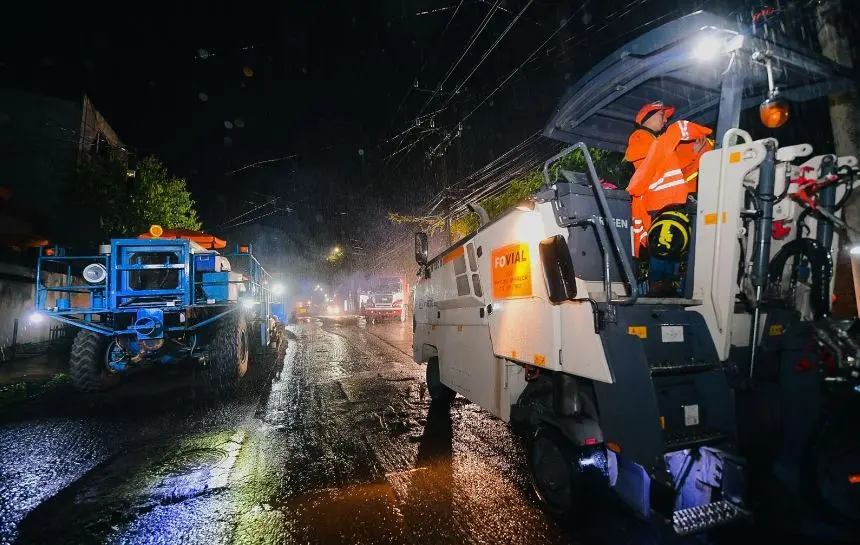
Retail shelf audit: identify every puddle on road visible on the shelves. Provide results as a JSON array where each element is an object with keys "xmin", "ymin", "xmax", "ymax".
[{"xmin": 230, "ymin": 448, "xmax": 568, "ymax": 545}]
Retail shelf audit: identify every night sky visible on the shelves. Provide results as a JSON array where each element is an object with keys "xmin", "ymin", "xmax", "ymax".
[{"xmin": 2, "ymin": 0, "xmax": 855, "ymax": 279}]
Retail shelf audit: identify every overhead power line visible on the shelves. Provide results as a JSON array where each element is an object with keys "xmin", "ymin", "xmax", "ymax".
[
  {"xmin": 385, "ymin": 0, "xmax": 502, "ymax": 165},
  {"xmin": 439, "ymin": 0, "xmax": 535, "ymax": 111},
  {"xmin": 224, "ymin": 154, "xmax": 297, "ymax": 176},
  {"xmin": 382, "ymin": 0, "xmax": 467, "ymax": 140}
]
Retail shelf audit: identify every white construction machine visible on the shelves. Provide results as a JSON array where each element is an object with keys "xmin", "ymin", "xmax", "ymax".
[{"xmin": 412, "ymin": 11, "xmax": 860, "ymax": 537}]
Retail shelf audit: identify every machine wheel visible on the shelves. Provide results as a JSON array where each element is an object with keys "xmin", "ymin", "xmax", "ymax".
[
  {"xmin": 209, "ymin": 313, "xmax": 249, "ymax": 389},
  {"xmin": 426, "ymin": 356, "xmax": 455, "ymax": 404},
  {"xmin": 804, "ymin": 407, "xmax": 860, "ymax": 524},
  {"xmin": 528, "ymin": 425, "xmax": 601, "ymax": 519},
  {"xmin": 69, "ymin": 330, "xmax": 119, "ymax": 393}
]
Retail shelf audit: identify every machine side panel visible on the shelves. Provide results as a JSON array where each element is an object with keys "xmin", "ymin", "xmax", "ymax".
[
  {"xmin": 437, "ymin": 324, "xmax": 501, "ymax": 417},
  {"xmin": 692, "ymin": 142, "xmax": 767, "ymax": 360}
]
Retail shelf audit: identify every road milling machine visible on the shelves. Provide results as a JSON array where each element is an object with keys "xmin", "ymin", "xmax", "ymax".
[{"xmin": 412, "ymin": 11, "xmax": 860, "ymax": 537}]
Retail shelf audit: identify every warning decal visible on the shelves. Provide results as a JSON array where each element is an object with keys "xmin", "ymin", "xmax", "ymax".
[{"xmin": 491, "ymin": 243, "xmax": 532, "ymax": 299}]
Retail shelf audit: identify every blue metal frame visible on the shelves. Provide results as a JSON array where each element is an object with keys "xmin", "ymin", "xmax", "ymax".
[
  {"xmin": 35, "ymin": 239, "xmax": 284, "ymax": 345},
  {"xmin": 543, "ymin": 10, "xmax": 857, "ymax": 151}
]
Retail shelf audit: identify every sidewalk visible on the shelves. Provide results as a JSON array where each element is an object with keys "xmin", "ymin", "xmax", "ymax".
[{"xmin": 0, "ymin": 352, "xmax": 70, "ymax": 405}]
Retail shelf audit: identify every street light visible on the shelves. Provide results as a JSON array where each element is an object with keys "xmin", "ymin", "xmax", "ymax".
[{"xmin": 272, "ymin": 283, "xmax": 285, "ymax": 296}]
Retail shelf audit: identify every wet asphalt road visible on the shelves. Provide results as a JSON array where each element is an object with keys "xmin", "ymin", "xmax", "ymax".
[{"xmin": 0, "ymin": 320, "xmax": 759, "ymax": 545}]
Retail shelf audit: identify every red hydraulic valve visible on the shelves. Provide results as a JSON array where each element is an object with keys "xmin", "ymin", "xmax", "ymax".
[{"xmin": 772, "ymin": 219, "xmax": 792, "ymax": 239}]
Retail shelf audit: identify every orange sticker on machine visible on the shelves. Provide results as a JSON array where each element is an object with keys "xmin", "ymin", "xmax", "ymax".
[
  {"xmin": 491, "ymin": 243, "xmax": 532, "ymax": 299},
  {"xmin": 628, "ymin": 326, "xmax": 647, "ymax": 339},
  {"xmin": 442, "ymin": 246, "xmax": 465, "ymax": 265},
  {"xmin": 703, "ymin": 212, "xmax": 728, "ymax": 225}
]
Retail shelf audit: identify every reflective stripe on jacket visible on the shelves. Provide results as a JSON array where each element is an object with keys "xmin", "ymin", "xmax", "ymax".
[{"xmin": 625, "ymin": 120, "xmax": 712, "ymax": 256}]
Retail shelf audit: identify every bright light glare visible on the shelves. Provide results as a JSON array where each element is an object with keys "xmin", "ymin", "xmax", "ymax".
[
  {"xmin": 272, "ymin": 283, "xmax": 285, "ymax": 295},
  {"xmin": 241, "ymin": 299, "xmax": 255, "ymax": 309},
  {"xmin": 850, "ymin": 245, "xmax": 860, "ymax": 256},
  {"xmin": 693, "ymin": 35, "xmax": 722, "ymax": 61},
  {"xmin": 29, "ymin": 312, "xmax": 44, "ymax": 324}
]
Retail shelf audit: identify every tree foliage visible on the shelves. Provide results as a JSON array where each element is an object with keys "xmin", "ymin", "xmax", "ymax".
[
  {"xmin": 131, "ymin": 156, "xmax": 201, "ymax": 233},
  {"xmin": 387, "ymin": 211, "xmax": 447, "ymax": 235},
  {"xmin": 70, "ymin": 154, "xmax": 201, "ymax": 243},
  {"xmin": 449, "ymin": 147, "xmax": 626, "ymax": 238}
]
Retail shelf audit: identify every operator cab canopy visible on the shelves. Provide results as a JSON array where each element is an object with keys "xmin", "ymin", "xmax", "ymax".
[{"xmin": 543, "ymin": 10, "xmax": 856, "ymax": 151}]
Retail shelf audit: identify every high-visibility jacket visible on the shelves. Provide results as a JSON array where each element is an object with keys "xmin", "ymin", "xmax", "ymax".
[{"xmin": 626, "ymin": 120, "xmax": 713, "ymax": 254}]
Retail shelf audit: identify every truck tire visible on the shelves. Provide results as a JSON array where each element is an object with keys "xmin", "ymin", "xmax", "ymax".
[
  {"xmin": 426, "ymin": 356, "xmax": 455, "ymax": 404},
  {"xmin": 528, "ymin": 425, "xmax": 603, "ymax": 519},
  {"xmin": 69, "ymin": 330, "xmax": 119, "ymax": 393},
  {"xmin": 209, "ymin": 313, "xmax": 249, "ymax": 390},
  {"xmin": 248, "ymin": 320, "xmax": 266, "ymax": 359}
]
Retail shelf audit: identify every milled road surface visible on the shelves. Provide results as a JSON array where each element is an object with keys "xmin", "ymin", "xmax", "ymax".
[{"xmin": 1, "ymin": 320, "xmax": 754, "ymax": 544}]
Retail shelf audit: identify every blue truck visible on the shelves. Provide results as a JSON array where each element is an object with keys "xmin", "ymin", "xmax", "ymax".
[{"xmin": 34, "ymin": 226, "xmax": 287, "ymax": 392}]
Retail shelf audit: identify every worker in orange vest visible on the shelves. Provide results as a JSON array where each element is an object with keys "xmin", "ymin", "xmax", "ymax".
[
  {"xmin": 625, "ymin": 101, "xmax": 713, "ymax": 295},
  {"xmin": 625, "ymin": 102, "xmax": 712, "ymax": 251}
]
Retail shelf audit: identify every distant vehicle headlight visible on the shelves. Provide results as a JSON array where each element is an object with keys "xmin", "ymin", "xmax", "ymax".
[{"xmin": 83, "ymin": 263, "xmax": 107, "ymax": 284}]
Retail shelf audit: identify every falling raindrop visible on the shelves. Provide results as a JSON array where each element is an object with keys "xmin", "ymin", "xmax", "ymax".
[
  {"xmin": 582, "ymin": 11, "xmax": 592, "ymax": 25},
  {"xmin": 224, "ymin": 120, "xmax": 234, "ymax": 129},
  {"xmin": 301, "ymin": 67, "xmax": 307, "ymax": 75},
  {"xmin": 243, "ymin": 66, "xmax": 254, "ymax": 77},
  {"xmin": 559, "ymin": 18, "xmax": 567, "ymax": 28},
  {"xmin": 358, "ymin": 148, "xmax": 365, "ymax": 156},
  {"xmin": 198, "ymin": 92, "xmax": 209, "ymax": 102},
  {"xmin": 223, "ymin": 136, "xmax": 233, "ymax": 147},
  {"xmin": 198, "ymin": 48, "xmax": 210, "ymax": 59},
  {"xmin": 234, "ymin": 118, "xmax": 245, "ymax": 128}
]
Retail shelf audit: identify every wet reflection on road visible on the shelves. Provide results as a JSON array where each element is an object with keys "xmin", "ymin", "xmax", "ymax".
[{"xmin": 2, "ymin": 321, "xmax": 714, "ymax": 544}]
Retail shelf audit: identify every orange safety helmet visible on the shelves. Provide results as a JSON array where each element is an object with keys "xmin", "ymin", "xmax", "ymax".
[{"xmin": 635, "ymin": 101, "xmax": 676, "ymax": 126}]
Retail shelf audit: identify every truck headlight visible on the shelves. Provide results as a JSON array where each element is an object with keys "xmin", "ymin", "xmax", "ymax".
[{"xmin": 83, "ymin": 263, "xmax": 107, "ymax": 284}]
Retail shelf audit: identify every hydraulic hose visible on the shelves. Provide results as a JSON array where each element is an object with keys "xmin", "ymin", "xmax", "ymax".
[{"xmin": 767, "ymin": 238, "xmax": 833, "ymax": 320}]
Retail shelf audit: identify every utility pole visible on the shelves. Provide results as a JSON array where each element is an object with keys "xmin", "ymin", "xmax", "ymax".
[
  {"xmin": 817, "ymin": 0, "xmax": 858, "ymax": 156},
  {"xmin": 440, "ymin": 153, "xmax": 453, "ymax": 246},
  {"xmin": 444, "ymin": 191, "xmax": 452, "ymax": 246},
  {"xmin": 816, "ymin": 0, "xmax": 860, "ymax": 315}
]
